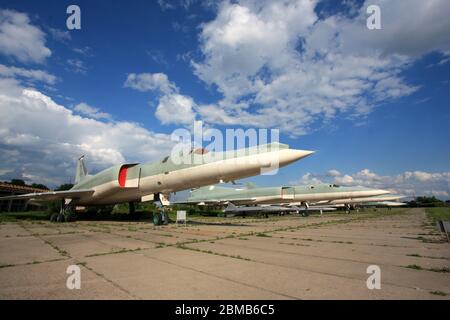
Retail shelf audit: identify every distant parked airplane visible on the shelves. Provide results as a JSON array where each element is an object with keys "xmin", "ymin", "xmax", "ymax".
[
  {"xmin": 322, "ymin": 194, "xmax": 407, "ymax": 209},
  {"xmin": 223, "ymin": 202, "xmax": 336, "ymax": 217},
  {"xmin": 175, "ymin": 183, "xmax": 389, "ymax": 216}
]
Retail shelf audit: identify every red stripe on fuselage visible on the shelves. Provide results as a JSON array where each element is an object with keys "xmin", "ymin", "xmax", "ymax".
[{"xmin": 118, "ymin": 166, "xmax": 127, "ymax": 187}]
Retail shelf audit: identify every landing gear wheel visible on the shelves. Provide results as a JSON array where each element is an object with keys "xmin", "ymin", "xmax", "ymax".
[
  {"xmin": 65, "ymin": 213, "xmax": 76, "ymax": 222},
  {"xmin": 153, "ymin": 212, "xmax": 162, "ymax": 225},
  {"xmin": 53, "ymin": 199, "xmax": 74, "ymax": 223},
  {"xmin": 152, "ymin": 193, "xmax": 170, "ymax": 226},
  {"xmin": 129, "ymin": 202, "xmax": 135, "ymax": 215},
  {"xmin": 161, "ymin": 212, "xmax": 169, "ymax": 225}
]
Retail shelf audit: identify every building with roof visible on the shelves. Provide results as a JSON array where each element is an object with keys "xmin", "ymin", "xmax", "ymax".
[{"xmin": 0, "ymin": 183, "xmax": 49, "ymax": 212}]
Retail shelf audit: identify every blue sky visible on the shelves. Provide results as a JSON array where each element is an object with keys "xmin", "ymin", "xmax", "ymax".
[{"xmin": 0, "ymin": 0, "xmax": 449, "ymax": 198}]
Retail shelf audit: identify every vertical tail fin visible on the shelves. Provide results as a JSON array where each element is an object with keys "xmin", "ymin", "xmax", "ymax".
[{"xmin": 75, "ymin": 155, "xmax": 88, "ymax": 184}]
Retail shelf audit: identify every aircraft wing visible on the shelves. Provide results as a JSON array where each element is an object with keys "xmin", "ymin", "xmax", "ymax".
[
  {"xmin": 174, "ymin": 198, "xmax": 258, "ymax": 205},
  {"xmin": 364, "ymin": 201, "xmax": 407, "ymax": 207},
  {"xmin": 224, "ymin": 203, "xmax": 299, "ymax": 213},
  {"xmin": 0, "ymin": 189, "xmax": 94, "ymax": 202},
  {"xmin": 297, "ymin": 206, "xmax": 337, "ymax": 212}
]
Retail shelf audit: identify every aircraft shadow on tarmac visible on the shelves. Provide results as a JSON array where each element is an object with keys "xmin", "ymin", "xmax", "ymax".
[{"xmin": 183, "ymin": 220, "xmax": 252, "ymax": 227}]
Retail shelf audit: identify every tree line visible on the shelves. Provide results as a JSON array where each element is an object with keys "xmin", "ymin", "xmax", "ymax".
[
  {"xmin": 2, "ymin": 178, "xmax": 449, "ymax": 206},
  {"xmin": 2, "ymin": 179, "xmax": 73, "ymax": 191}
]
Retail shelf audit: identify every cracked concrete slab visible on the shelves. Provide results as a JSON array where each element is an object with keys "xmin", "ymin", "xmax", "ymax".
[{"xmin": 0, "ymin": 208, "xmax": 448, "ymax": 299}]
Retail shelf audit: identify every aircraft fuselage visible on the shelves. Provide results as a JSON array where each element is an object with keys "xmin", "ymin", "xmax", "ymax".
[{"xmin": 72, "ymin": 144, "xmax": 312, "ymax": 205}]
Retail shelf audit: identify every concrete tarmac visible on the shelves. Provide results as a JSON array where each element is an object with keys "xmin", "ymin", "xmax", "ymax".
[{"xmin": 0, "ymin": 208, "xmax": 448, "ymax": 299}]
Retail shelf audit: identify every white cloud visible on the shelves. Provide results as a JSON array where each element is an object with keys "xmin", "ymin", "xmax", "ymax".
[
  {"xmin": 124, "ymin": 72, "xmax": 178, "ymax": 94},
  {"xmin": 128, "ymin": 1, "xmax": 449, "ymax": 133},
  {"xmin": 0, "ymin": 64, "xmax": 56, "ymax": 85},
  {"xmin": 48, "ymin": 27, "xmax": 71, "ymax": 42},
  {"xmin": 296, "ymin": 172, "xmax": 323, "ymax": 186},
  {"xmin": 172, "ymin": 21, "xmax": 190, "ymax": 34},
  {"xmin": 147, "ymin": 50, "xmax": 169, "ymax": 66},
  {"xmin": 438, "ymin": 55, "xmax": 450, "ymax": 66},
  {"xmin": 73, "ymin": 102, "xmax": 112, "ymax": 120},
  {"xmin": 403, "ymin": 171, "xmax": 450, "ymax": 183},
  {"xmin": 430, "ymin": 190, "xmax": 449, "ymax": 197},
  {"xmin": 158, "ymin": 0, "xmax": 176, "ymax": 11},
  {"xmin": 67, "ymin": 59, "xmax": 87, "ymax": 74},
  {"xmin": 184, "ymin": 0, "xmax": 450, "ymax": 136},
  {"xmin": 327, "ymin": 169, "xmax": 341, "ymax": 177},
  {"xmin": 158, "ymin": 0, "xmax": 197, "ymax": 11},
  {"xmin": 336, "ymin": 0, "xmax": 450, "ymax": 58},
  {"xmin": 156, "ymin": 94, "xmax": 196, "ymax": 125},
  {"xmin": 334, "ymin": 174, "xmax": 354, "ymax": 185},
  {"xmin": 125, "ymin": 72, "xmax": 198, "ymax": 126},
  {"xmin": 292, "ymin": 168, "xmax": 450, "ymax": 199},
  {"xmin": 194, "ymin": 0, "xmax": 317, "ymax": 101},
  {"xmin": 73, "ymin": 46, "xmax": 93, "ymax": 57},
  {"xmin": 0, "ymin": 78, "xmax": 174, "ymax": 186},
  {"xmin": 0, "ymin": 9, "xmax": 51, "ymax": 63}
]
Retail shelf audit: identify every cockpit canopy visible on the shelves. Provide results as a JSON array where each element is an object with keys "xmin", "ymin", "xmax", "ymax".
[
  {"xmin": 189, "ymin": 148, "xmax": 209, "ymax": 155},
  {"xmin": 161, "ymin": 148, "xmax": 209, "ymax": 164}
]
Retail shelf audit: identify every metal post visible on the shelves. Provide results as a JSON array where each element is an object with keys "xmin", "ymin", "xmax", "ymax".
[{"xmin": 7, "ymin": 192, "xmax": 14, "ymax": 212}]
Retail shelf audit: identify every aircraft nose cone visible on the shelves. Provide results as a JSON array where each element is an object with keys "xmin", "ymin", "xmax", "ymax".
[
  {"xmin": 367, "ymin": 189, "xmax": 391, "ymax": 196},
  {"xmin": 282, "ymin": 149, "xmax": 315, "ymax": 164}
]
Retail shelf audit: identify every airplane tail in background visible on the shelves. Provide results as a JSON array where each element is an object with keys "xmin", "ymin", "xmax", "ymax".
[
  {"xmin": 226, "ymin": 202, "xmax": 237, "ymax": 209},
  {"xmin": 75, "ymin": 155, "xmax": 88, "ymax": 184}
]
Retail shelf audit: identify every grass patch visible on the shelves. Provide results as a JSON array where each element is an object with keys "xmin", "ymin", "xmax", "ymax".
[
  {"xmin": 428, "ymin": 267, "xmax": 450, "ymax": 273},
  {"xmin": 0, "ymin": 257, "xmax": 67, "ymax": 269},
  {"xmin": 407, "ymin": 253, "xmax": 449, "ymax": 260},
  {"xmin": 401, "ymin": 236, "xmax": 442, "ymax": 243},
  {"xmin": 177, "ymin": 245, "xmax": 252, "ymax": 261},
  {"xmin": 404, "ymin": 265, "xmax": 450, "ymax": 273},
  {"xmin": 430, "ymin": 291, "xmax": 447, "ymax": 296},
  {"xmin": 405, "ymin": 264, "xmax": 423, "ymax": 270},
  {"xmin": 279, "ymin": 242, "xmax": 310, "ymax": 247},
  {"xmin": 0, "ymin": 211, "xmax": 50, "ymax": 222},
  {"xmin": 425, "ymin": 207, "xmax": 450, "ymax": 223},
  {"xmin": 256, "ymin": 233, "xmax": 271, "ymax": 237},
  {"xmin": 85, "ymin": 247, "xmax": 144, "ymax": 257}
]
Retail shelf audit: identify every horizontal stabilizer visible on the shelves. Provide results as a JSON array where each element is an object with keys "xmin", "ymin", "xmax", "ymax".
[
  {"xmin": 0, "ymin": 189, "xmax": 94, "ymax": 202},
  {"xmin": 226, "ymin": 202, "xmax": 237, "ymax": 210}
]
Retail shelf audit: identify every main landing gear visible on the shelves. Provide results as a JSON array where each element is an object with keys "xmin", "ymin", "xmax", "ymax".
[
  {"xmin": 50, "ymin": 199, "xmax": 76, "ymax": 223},
  {"xmin": 153, "ymin": 193, "xmax": 169, "ymax": 226},
  {"xmin": 301, "ymin": 202, "xmax": 310, "ymax": 217},
  {"xmin": 345, "ymin": 204, "xmax": 351, "ymax": 214},
  {"xmin": 129, "ymin": 201, "xmax": 135, "ymax": 215},
  {"xmin": 127, "ymin": 200, "xmax": 167, "ymax": 225}
]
